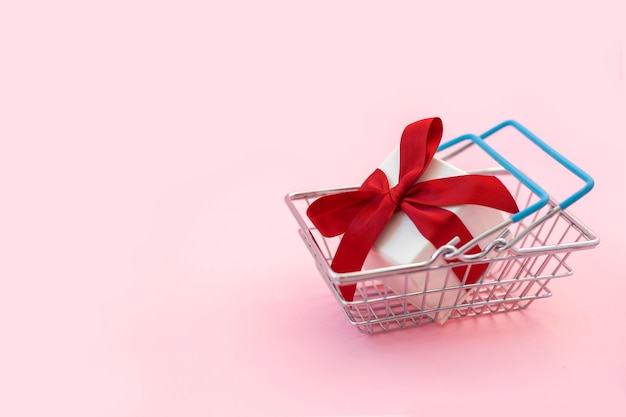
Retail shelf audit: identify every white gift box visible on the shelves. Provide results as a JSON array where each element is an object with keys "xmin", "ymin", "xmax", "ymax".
[{"xmin": 363, "ymin": 146, "xmax": 507, "ymax": 324}]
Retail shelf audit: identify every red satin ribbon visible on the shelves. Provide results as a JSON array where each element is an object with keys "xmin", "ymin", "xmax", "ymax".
[{"xmin": 306, "ymin": 117, "xmax": 519, "ymax": 301}]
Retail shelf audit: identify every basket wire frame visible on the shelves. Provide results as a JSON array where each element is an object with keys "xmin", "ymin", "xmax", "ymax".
[{"xmin": 287, "ymin": 172, "xmax": 598, "ymax": 334}]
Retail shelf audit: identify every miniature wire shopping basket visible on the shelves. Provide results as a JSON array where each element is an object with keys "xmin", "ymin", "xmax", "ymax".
[{"xmin": 285, "ymin": 120, "xmax": 599, "ymax": 334}]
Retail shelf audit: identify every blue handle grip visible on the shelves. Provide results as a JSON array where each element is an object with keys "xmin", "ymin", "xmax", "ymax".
[
  {"xmin": 438, "ymin": 120, "xmax": 594, "ymax": 222},
  {"xmin": 480, "ymin": 120, "xmax": 594, "ymax": 211}
]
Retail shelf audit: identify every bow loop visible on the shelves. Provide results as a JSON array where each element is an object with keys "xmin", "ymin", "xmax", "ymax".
[
  {"xmin": 306, "ymin": 190, "xmax": 380, "ymax": 237},
  {"xmin": 399, "ymin": 117, "xmax": 442, "ymax": 181}
]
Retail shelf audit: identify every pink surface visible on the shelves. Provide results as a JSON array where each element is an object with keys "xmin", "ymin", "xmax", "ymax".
[{"xmin": 0, "ymin": 1, "xmax": 624, "ymax": 416}]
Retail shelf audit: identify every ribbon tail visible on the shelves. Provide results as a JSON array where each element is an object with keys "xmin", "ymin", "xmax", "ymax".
[
  {"xmin": 402, "ymin": 175, "xmax": 518, "ymax": 284},
  {"xmin": 331, "ymin": 196, "xmax": 397, "ymax": 301},
  {"xmin": 402, "ymin": 203, "xmax": 487, "ymax": 285}
]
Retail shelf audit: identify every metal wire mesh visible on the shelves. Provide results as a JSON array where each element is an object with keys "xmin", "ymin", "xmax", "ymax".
[{"xmin": 287, "ymin": 173, "xmax": 598, "ymax": 334}]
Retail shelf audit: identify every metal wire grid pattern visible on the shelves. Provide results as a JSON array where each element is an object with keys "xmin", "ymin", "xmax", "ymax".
[{"xmin": 287, "ymin": 174, "xmax": 598, "ymax": 334}]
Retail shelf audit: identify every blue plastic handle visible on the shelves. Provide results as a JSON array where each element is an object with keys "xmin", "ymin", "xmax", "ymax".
[
  {"xmin": 437, "ymin": 120, "xmax": 594, "ymax": 222},
  {"xmin": 438, "ymin": 133, "xmax": 548, "ymax": 222},
  {"xmin": 480, "ymin": 120, "xmax": 594, "ymax": 211}
]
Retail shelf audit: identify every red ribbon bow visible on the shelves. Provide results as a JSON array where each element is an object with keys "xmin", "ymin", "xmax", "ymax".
[{"xmin": 306, "ymin": 117, "xmax": 519, "ymax": 301}]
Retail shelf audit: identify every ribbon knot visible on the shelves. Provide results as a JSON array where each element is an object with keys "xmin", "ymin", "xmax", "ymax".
[
  {"xmin": 306, "ymin": 117, "xmax": 519, "ymax": 301},
  {"xmin": 387, "ymin": 183, "xmax": 406, "ymax": 207}
]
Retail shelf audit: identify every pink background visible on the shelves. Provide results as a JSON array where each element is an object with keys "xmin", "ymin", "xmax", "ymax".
[{"xmin": 1, "ymin": 1, "xmax": 624, "ymax": 416}]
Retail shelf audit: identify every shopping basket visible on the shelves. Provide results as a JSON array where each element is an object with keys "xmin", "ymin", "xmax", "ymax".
[{"xmin": 285, "ymin": 120, "xmax": 599, "ymax": 334}]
